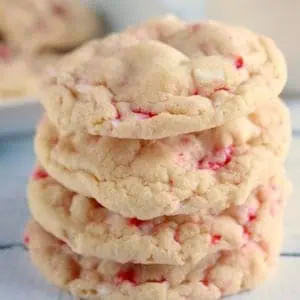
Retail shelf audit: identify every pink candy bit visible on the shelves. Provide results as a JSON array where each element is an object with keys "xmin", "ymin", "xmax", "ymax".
[
  {"xmin": 200, "ymin": 279, "xmax": 209, "ymax": 287},
  {"xmin": 211, "ymin": 234, "xmax": 222, "ymax": 245},
  {"xmin": 128, "ymin": 218, "xmax": 154, "ymax": 234},
  {"xmin": 174, "ymin": 228, "xmax": 181, "ymax": 243},
  {"xmin": 248, "ymin": 213, "xmax": 257, "ymax": 222},
  {"xmin": 235, "ymin": 56, "xmax": 244, "ymax": 69},
  {"xmin": 111, "ymin": 100, "xmax": 122, "ymax": 121},
  {"xmin": 191, "ymin": 89, "xmax": 199, "ymax": 96},
  {"xmin": 132, "ymin": 108, "xmax": 157, "ymax": 119},
  {"xmin": 168, "ymin": 179, "xmax": 174, "ymax": 187},
  {"xmin": 115, "ymin": 110, "xmax": 121, "ymax": 120},
  {"xmin": 0, "ymin": 44, "xmax": 11, "ymax": 62},
  {"xmin": 128, "ymin": 218, "xmax": 146, "ymax": 227},
  {"xmin": 32, "ymin": 168, "xmax": 48, "ymax": 180},
  {"xmin": 52, "ymin": 4, "xmax": 68, "ymax": 17},
  {"xmin": 23, "ymin": 235, "xmax": 30, "ymax": 245},
  {"xmin": 191, "ymin": 23, "xmax": 202, "ymax": 32},
  {"xmin": 198, "ymin": 146, "xmax": 233, "ymax": 171},
  {"xmin": 115, "ymin": 268, "xmax": 137, "ymax": 285},
  {"xmin": 243, "ymin": 227, "xmax": 251, "ymax": 240},
  {"xmin": 180, "ymin": 136, "xmax": 191, "ymax": 144}
]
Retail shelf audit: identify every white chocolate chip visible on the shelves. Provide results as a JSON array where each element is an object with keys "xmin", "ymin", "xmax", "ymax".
[
  {"xmin": 97, "ymin": 284, "xmax": 112, "ymax": 296},
  {"xmin": 111, "ymin": 119, "xmax": 121, "ymax": 127},
  {"xmin": 194, "ymin": 68, "xmax": 225, "ymax": 84}
]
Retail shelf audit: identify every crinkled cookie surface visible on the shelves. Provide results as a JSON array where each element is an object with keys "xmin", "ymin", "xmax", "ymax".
[
  {"xmin": 35, "ymin": 99, "xmax": 291, "ymax": 219},
  {"xmin": 41, "ymin": 16, "xmax": 287, "ymax": 138},
  {"xmin": 28, "ymin": 168, "xmax": 290, "ymax": 265},
  {"xmin": 25, "ymin": 219, "xmax": 282, "ymax": 300}
]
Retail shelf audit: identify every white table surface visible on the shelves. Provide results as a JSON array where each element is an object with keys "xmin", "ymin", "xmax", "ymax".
[{"xmin": 0, "ymin": 99, "xmax": 299, "ymax": 300}]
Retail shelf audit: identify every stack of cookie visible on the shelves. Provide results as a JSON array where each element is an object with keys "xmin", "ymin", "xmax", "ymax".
[
  {"xmin": 0, "ymin": 0, "xmax": 101, "ymax": 99},
  {"xmin": 25, "ymin": 16, "xmax": 292, "ymax": 300}
]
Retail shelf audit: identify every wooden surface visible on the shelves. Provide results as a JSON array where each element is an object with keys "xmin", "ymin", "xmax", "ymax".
[{"xmin": 0, "ymin": 99, "xmax": 299, "ymax": 300}]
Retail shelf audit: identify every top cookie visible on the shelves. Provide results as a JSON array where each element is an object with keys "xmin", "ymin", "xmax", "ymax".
[
  {"xmin": 0, "ymin": 0, "xmax": 102, "ymax": 54},
  {"xmin": 41, "ymin": 16, "xmax": 287, "ymax": 139}
]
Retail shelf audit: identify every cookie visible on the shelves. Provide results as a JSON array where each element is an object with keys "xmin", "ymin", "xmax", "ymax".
[
  {"xmin": 0, "ymin": 49, "xmax": 60, "ymax": 99},
  {"xmin": 0, "ymin": 0, "xmax": 101, "ymax": 54},
  {"xmin": 0, "ymin": 50, "xmax": 38, "ymax": 98},
  {"xmin": 25, "ymin": 219, "xmax": 282, "ymax": 300},
  {"xmin": 28, "ymin": 168, "xmax": 290, "ymax": 265},
  {"xmin": 35, "ymin": 100, "xmax": 290, "ymax": 219},
  {"xmin": 41, "ymin": 18, "xmax": 286, "ymax": 139}
]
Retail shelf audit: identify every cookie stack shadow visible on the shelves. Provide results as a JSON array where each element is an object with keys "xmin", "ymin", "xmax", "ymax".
[{"xmin": 24, "ymin": 16, "xmax": 292, "ymax": 300}]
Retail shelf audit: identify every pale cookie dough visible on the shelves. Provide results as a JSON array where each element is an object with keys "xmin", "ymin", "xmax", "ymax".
[
  {"xmin": 0, "ymin": 0, "xmax": 102, "ymax": 54},
  {"xmin": 25, "ymin": 219, "xmax": 282, "ymax": 300},
  {"xmin": 0, "ymin": 48, "xmax": 60, "ymax": 99},
  {"xmin": 28, "ymin": 168, "xmax": 290, "ymax": 265},
  {"xmin": 35, "ymin": 100, "xmax": 291, "ymax": 219},
  {"xmin": 41, "ymin": 17, "xmax": 287, "ymax": 139}
]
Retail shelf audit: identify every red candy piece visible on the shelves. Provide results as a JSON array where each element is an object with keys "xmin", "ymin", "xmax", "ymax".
[
  {"xmin": 32, "ymin": 168, "xmax": 48, "ymax": 180},
  {"xmin": 116, "ymin": 268, "xmax": 137, "ymax": 285},
  {"xmin": 235, "ymin": 56, "xmax": 244, "ymax": 69},
  {"xmin": 201, "ymin": 279, "xmax": 209, "ymax": 286},
  {"xmin": 116, "ymin": 110, "xmax": 121, "ymax": 120},
  {"xmin": 198, "ymin": 146, "xmax": 233, "ymax": 171},
  {"xmin": 23, "ymin": 235, "xmax": 30, "ymax": 245},
  {"xmin": 248, "ymin": 213, "xmax": 257, "ymax": 222},
  {"xmin": 192, "ymin": 89, "xmax": 199, "ymax": 96},
  {"xmin": 180, "ymin": 136, "xmax": 191, "ymax": 144},
  {"xmin": 243, "ymin": 227, "xmax": 251, "ymax": 239},
  {"xmin": 52, "ymin": 4, "xmax": 67, "ymax": 17},
  {"xmin": 128, "ymin": 218, "xmax": 146, "ymax": 227},
  {"xmin": 174, "ymin": 228, "xmax": 181, "ymax": 243},
  {"xmin": 132, "ymin": 108, "xmax": 157, "ymax": 118},
  {"xmin": 0, "ymin": 44, "xmax": 11, "ymax": 62},
  {"xmin": 111, "ymin": 100, "xmax": 122, "ymax": 120},
  {"xmin": 211, "ymin": 234, "xmax": 222, "ymax": 245}
]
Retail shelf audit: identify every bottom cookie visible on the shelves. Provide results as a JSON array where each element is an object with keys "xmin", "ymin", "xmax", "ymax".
[{"xmin": 25, "ymin": 220, "xmax": 282, "ymax": 300}]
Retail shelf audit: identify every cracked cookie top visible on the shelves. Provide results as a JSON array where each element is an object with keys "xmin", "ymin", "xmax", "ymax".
[
  {"xmin": 35, "ymin": 99, "xmax": 290, "ymax": 219},
  {"xmin": 41, "ymin": 16, "xmax": 287, "ymax": 139},
  {"xmin": 28, "ymin": 167, "xmax": 289, "ymax": 265},
  {"xmin": 25, "ymin": 218, "xmax": 282, "ymax": 300}
]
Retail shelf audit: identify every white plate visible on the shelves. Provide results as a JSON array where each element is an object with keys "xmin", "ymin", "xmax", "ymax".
[{"xmin": 0, "ymin": 98, "xmax": 43, "ymax": 137}]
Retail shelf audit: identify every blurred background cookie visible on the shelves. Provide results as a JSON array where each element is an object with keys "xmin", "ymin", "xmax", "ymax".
[{"xmin": 0, "ymin": 0, "xmax": 103, "ymax": 101}]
